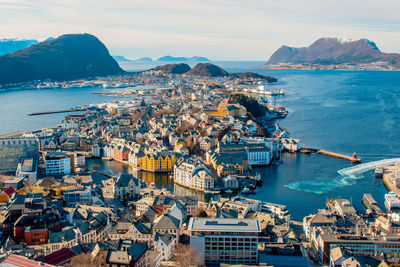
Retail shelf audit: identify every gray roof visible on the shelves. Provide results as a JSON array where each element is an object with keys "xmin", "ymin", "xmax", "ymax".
[
  {"xmin": 188, "ymin": 218, "xmax": 260, "ymax": 233},
  {"xmin": 154, "ymin": 214, "xmax": 180, "ymax": 230},
  {"xmin": 155, "ymin": 232, "xmax": 175, "ymax": 246}
]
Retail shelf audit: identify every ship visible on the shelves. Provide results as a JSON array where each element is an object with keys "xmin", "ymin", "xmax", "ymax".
[
  {"xmin": 375, "ymin": 166, "xmax": 384, "ymax": 178},
  {"xmin": 362, "ymin": 193, "xmax": 382, "ymax": 214},
  {"xmin": 384, "ymin": 191, "xmax": 400, "ymax": 211}
]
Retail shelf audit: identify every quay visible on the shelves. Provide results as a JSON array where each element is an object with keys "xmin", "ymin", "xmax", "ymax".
[
  {"xmin": 27, "ymin": 107, "xmax": 86, "ymax": 116},
  {"xmin": 299, "ymin": 147, "xmax": 361, "ymax": 163}
]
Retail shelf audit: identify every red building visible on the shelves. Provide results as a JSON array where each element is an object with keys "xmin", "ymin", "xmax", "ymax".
[{"xmin": 113, "ymin": 145, "xmax": 130, "ymax": 161}]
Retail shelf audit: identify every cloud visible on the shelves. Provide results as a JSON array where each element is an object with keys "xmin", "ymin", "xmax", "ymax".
[{"xmin": 0, "ymin": 0, "xmax": 399, "ymax": 59}]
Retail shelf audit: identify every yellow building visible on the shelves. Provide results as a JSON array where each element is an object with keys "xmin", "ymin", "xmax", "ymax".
[{"xmin": 140, "ymin": 152, "xmax": 179, "ymax": 173}]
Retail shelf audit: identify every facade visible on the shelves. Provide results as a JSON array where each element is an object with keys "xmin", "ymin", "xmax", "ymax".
[
  {"xmin": 44, "ymin": 152, "xmax": 72, "ymax": 175},
  {"xmin": 0, "ymin": 137, "xmax": 38, "ymax": 173},
  {"xmin": 174, "ymin": 156, "xmax": 214, "ymax": 191},
  {"xmin": 63, "ymin": 187, "xmax": 92, "ymax": 204},
  {"xmin": 114, "ymin": 174, "xmax": 141, "ymax": 199},
  {"xmin": 188, "ymin": 218, "xmax": 261, "ymax": 265}
]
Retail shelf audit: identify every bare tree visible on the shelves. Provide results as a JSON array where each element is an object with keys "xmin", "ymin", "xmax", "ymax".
[
  {"xmin": 173, "ymin": 244, "xmax": 203, "ymax": 267},
  {"xmin": 68, "ymin": 251, "xmax": 107, "ymax": 267}
]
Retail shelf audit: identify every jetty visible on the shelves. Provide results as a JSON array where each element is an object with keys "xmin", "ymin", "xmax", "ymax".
[
  {"xmin": 300, "ymin": 147, "xmax": 361, "ymax": 163},
  {"xmin": 27, "ymin": 107, "xmax": 86, "ymax": 116}
]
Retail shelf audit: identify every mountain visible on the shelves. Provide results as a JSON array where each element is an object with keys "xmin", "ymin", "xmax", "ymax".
[
  {"xmin": 186, "ymin": 63, "xmax": 228, "ymax": 77},
  {"xmin": 229, "ymin": 72, "xmax": 277, "ymax": 83},
  {"xmin": 267, "ymin": 37, "xmax": 400, "ymax": 67},
  {"xmin": 136, "ymin": 57, "xmax": 153, "ymax": 61},
  {"xmin": 157, "ymin": 55, "xmax": 210, "ymax": 62},
  {"xmin": 0, "ymin": 33, "xmax": 123, "ymax": 85},
  {"xmin": 113, "ymin": 55, "xmax": 130, "ymax": 62},
  {"xmin": 152, "ymin": 63, "xmax": 191, "ymax": 74},
  {"xmin": 0, "ymin": 39, "xmax": 39, "ymax": 55}
]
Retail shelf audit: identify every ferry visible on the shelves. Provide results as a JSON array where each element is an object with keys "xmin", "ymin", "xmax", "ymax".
[
  {"xmin": 375, "ymin": 166, "xmax": 384, "ymax": 178},
  {"xmin": 384, "ymin": 191, "xmax": 400, "ymax": 211}
]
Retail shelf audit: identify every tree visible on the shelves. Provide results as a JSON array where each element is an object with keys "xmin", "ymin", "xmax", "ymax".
[
  {"xmin": 196, "ymin": 209, "xmax": 208, "ymax": 218},
  {"xmin": 173, "ymin": 244, "xmax": 203, "ymax": 267},
  {"xmin": 69, "ymin": 251, "xmax": 107, "ymax": 267}
]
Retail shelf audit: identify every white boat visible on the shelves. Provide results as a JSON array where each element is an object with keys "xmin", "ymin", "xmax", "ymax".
[
  {"xmin": 225, "ymin": 189, "xmax": 233, "ymax": 194},
  {"xmin": 241, "ymin": 187, "xmax": 256, "ymax": 195},
  {"xmin": 149, "ymin": 182, "xmax": 156, "ymax": 189},
  {"xmin": 384, "ymin": 191, "xmax": 400, "ymax": 211},
  {"xmin": 264, "ymin": 89, "xmax": 285, "ymax": 96},
  {"xmin": 375, "ymin": 166, "xmax": 383, "ymax": 178}
]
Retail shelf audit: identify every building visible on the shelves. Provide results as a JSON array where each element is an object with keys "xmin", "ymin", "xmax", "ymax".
[
  {"xmin": 114, "ymin": 145, "xmax": 130, "ymax": 161},
  {"xmin": 316, "ymin": 233, "xmax": 400, "ymax": 264},
  {"xmin": 174, "ymin": 156, "xmax": 215, "ymax": 191},
  {"xmin": 114, "ymin": 174, "xmax": 141, "ymax": 200},
  {"xmin": 15, "ymin": 158, "xmax": 37, "ymax": 181},
  {"xmin": 187, "ymin": 218, "xmax": 261, "ymax": 265},
  {"xmin": 63, "ymin": 187, "xmax": 92, "ymax": 204},
  {"xmin": 0, "ymin": 136, "xmax": 38, "ymax": 173},
  {"xmin": 154, "ymin": 232, "xmax": 176, "ymax": 261},
  {"xmin": 44, "ymin": 152, "xmax": 72, "ymax": 175}
]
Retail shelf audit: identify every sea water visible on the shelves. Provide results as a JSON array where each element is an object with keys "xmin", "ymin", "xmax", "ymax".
[{"xmin": 1, "ymin": 61, "xmax": 400, "ymax": 220}]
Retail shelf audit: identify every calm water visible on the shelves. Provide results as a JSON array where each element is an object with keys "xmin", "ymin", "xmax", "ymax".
[{"xmin": 2, "ymin": 61, "xmax": 400, "ymax": 220}]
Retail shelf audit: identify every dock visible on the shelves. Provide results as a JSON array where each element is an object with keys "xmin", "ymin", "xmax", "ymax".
[
  {"xmin": 27, "ymin": 107, "xmax": 86, "ymax": 116},
  {"xmin": 299, "ymin": 147, "xmax": 361, "ymax": 163}
]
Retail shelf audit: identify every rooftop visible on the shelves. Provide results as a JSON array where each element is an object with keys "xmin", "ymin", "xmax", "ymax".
[{"xmin": 187, "ymin": 218, "xmax": 260, "ymax": 232}]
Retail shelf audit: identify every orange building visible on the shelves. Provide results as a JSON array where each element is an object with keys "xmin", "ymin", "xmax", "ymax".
[{"xmin": 113, "ymin": 145, "xmax": 130, "ymax": 161}]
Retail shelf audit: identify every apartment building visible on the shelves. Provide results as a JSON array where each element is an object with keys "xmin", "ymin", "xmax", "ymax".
[{"xmin": 187, "ymin": 218, "xmax": 261, "ymax": 265}]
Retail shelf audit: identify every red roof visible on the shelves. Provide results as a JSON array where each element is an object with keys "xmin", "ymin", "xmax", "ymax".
[
  {"xmin": 2, "ymin": 254, "xmax": 55, "ymax": 267},
  {"xmin": 41, "ymin": 247, "xmax": 76, "ymax": 265},
  {"xmin": 4, "ymin": 187, "xmax": 15, "ymax": 196}
]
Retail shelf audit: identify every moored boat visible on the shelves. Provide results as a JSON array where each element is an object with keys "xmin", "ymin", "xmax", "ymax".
[{"xmin": 241, "ymin": 187, "xmax": 256, "ymax": 195}]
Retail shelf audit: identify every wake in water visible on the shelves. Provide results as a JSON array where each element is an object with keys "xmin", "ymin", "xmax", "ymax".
[{"xmin": 285, "ymin": 158, "xmax": 400, "ymax": 194}]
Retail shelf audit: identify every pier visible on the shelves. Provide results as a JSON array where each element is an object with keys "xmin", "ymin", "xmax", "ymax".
[
  {"xmin": 300, "ymin": 148, "xmax": 361, "ymax": 163},
  {"xmin": 27, "ymin": 107, "xmax": 86, "ymax": 116}
]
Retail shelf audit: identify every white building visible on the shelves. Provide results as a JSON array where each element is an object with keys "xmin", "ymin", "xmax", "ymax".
[
  {"xmin": 154, "ymin": 232, "xmax": 176, "ymax": 261},
  {"xmin": 188, "ymin": 218, "xmax": 260, "ymax": 265},
  {"xmin": 174, "ymin": 156, "xmax": 215, "ymax": 191},
  {"xmin": 44, "ymin": 152, "xmax": 71, "ymax": 175}
]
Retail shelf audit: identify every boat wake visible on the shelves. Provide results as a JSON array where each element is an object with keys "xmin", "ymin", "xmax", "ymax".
[{"xmin": 285, "ymin": 158, "xmax": 400, "ymax": 194}]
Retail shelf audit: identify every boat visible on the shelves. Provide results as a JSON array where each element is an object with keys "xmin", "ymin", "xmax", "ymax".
[
  {"xmin": 264, "ymin": 89, "xmax": 285, "ymax": 96},
  {"xmin": 225, "ymin": 189, "xmax": 233, "ymax": 194},
  {"xmin": 362, "ymin": 193, "xmax": 382, "ymax": 214},
  {"xmin": 149, "ymin": 182, "xmax": 156, "ymax": 189},
  {"xmin": 241, "ymin": 187, "xmax": 256, "ymax": 195},
  {"xmin": 384, "ymin": 191, "xmax": 400, "ymax": 211},
  {"xmin": 375, "ymin": 166, "xmax": 383, "ymax": 178}
]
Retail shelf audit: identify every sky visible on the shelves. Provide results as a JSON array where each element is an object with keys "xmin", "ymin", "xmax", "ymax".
[{"xmin": 1, "ymin": 0, "xmax": 400, "ymax": 60}]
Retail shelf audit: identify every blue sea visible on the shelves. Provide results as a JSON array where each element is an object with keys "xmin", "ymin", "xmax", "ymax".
[{"xmin": 1, "ymin": 60, "xmax": 400, "ymax": 220}]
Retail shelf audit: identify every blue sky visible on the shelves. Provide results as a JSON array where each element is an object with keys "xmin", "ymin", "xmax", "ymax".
[{"xmin": 1, "ymin": 0, "xmax": 400, "ymax": 60}]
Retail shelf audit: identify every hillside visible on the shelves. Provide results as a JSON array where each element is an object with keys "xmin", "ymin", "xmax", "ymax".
[
  {"xmin": 229, "ymin": 72, "xmax": 277, "ymax": 83},
  {"xmin": 186, "ymin": 63, "xmax": 228, "ymax": 77},
  {"xmin": 152, "ymin": 63, "xmax": 191, "ymax": 74},
  {"xmin": 0, "ymin": 33, "xmax": 123, "ymax": 85},
  {"xmin": 267, "ymin": 37, "xmax": 400, "ymax": 67}
]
